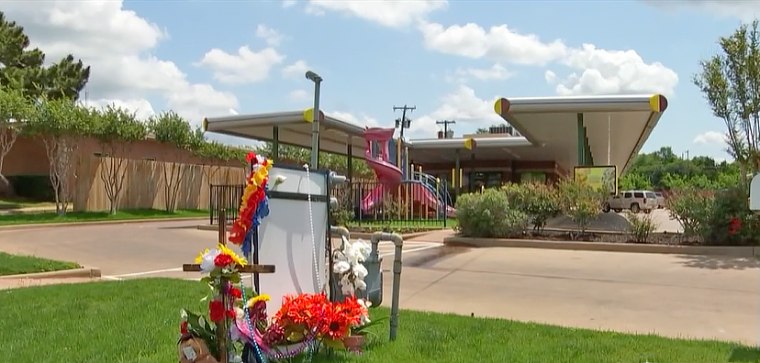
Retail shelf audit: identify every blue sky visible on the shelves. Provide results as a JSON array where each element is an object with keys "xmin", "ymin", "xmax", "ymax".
[{"xmin": 5, "ymin": 0, "xmax": 759, "ymax": 161}]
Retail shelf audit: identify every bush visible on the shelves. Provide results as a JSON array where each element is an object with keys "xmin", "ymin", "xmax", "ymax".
[
  {"xmin": 626, "ymin": 211, "xmax": 658, "ymax": 243},
  {"xmin": 707, "ymin": 186, "xmax": 759, "ymax": 246},
  {"xmin": 455, "ymin": 188, "xmax": 528, "ymax": 238},
  {"xmin": 7, "ymin": 175, "xmax": 55, "ymax": 201},
  {"xmin": 556, "ymin": 177, "xmax": 604, "ymax": 235},
  {"xmin": 667, "ymin": 187, "xmax": 715, "ymax": 243},
  {"xmin": 502, "ymin": 182, "xmax": 560, "ymax": 232}
]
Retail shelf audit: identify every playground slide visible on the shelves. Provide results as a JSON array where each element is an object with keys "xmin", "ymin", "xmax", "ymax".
[{"xmin": 361, "ymin": 158, "xmax": 455, "ymax": 217}]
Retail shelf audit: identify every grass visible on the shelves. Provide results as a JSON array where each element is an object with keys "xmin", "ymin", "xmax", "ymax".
[
  {"xmin": 348, "ymin": 218, "xmax": 458, "ymax": 233},
  {"xmin": 0, "ymin": 197, "xmax": 55, "ymax": 210},
  {"xmin": 1, "ymin": 278, "xmax": 757, "ymax": 363},
  {"xmin": 0, "ymin": 208, "xmax": 208, "ymax": 226},
  {"xmin": 0, "ymin": 252, "xmax": 80, "ymax": 276}
]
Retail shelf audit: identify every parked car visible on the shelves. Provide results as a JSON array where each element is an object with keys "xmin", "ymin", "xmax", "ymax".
[
  {"xmin": 655, "ymin": 191, "xmax": 666, "ymax": 209},
  {"xmin": 602, "ymin": 190, "xmax": 658, "ymax": 213}
]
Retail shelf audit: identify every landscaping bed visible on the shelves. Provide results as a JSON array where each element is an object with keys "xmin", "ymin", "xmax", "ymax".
[
  {"xmin": 0, "ymin": 278, "xmax": 755, "ymax": 363},
  {"xmin": 521, "ymin": 230, "xmax": 697, "ymax": 245},
  {"xmin": 0, "ymin": 252, "xmax": 80, "ymax": 276}
]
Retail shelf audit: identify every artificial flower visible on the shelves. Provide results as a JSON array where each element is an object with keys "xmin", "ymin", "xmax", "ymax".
[
  {"xmin": 218, "ymin": 243, "xmax": 247, "ymax": 266},
  {"xmin": 209, "ymin": 300, "xmax": 225, "ymax": 323},
  {"xmin": 352, "ymin": 264, "xmax": 368, "ymax": 280},
  {"xmin": 214, "ymin": 253, "xmax": 235, "ymax": 267},
  {"xmin": 196, "ymin": 248, "xmax": 220, "ymax": 273},
  {"xmin": 333, "ymin": 261, "xmax": 351, "ymax": 274},
  {"xmin": 247, "ymin": 294, "xmax": 270, "ymax": 307},
  {"xmin": 180, "ymin": 320, "xmax": 188, "ymax": 334},
  {"xmin": 229, "ymin": 287, "xmax": 242, "ymax": 299}
]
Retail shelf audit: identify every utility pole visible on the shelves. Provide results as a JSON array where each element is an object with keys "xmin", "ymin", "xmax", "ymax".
[
  {"xmin": 394, "ymin": 104, "xmax": 415, "ymax": 180},
  {"xmin": 393, "ymin": 105, "xmax": 416, "ymax": 140},
  {"xmin": 436, "ymin": 120, "xmax": 456, "ymax": 138}
]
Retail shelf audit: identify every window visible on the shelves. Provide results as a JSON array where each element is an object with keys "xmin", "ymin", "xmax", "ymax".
[
  {"xmin": 634, "ymin": 192, "xmax": 644, "ymax": 198},
  {"xmin": 624, "ymin": 192, "xmax": 632, "ymax": 198},
  {"xmin": 646, "ymin": 192, "xmax": 656, "ymax": 198}
]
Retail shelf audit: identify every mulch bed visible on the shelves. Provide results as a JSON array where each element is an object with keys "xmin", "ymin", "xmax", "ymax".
[{"xmin": 524, "ymin": 230, "xmax": 700, "ymax": 245}]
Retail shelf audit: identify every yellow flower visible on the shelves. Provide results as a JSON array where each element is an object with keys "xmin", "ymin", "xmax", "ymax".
[
  {"xmin": 194, "ymin": 248, "xmax": 210, "ymax": 264},
  {"xmin": 217, "ymin": 243, "xmax": 247, "ymax": 266},
  {"xmin": 247, "ymin": 293, "xmax": 270, "ymax": 307}
]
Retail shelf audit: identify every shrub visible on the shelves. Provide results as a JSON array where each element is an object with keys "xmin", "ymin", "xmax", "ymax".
[
  {"xmin": 455, "ymin": 188, "xmax": 528, "ymax": 238},
  {"xmin": 502, "ymin": 182, "xmax": 560, "ymax": 233},
  {"xmin": 667, "ymin": 187, "xmax": 715, "ymax": 243},
  {"xmin": 626, "ymin": 211, "xmax": 658, "ymax": 243},
  {"xmin": 556, "ymin": 177, "xmax": 605, "ymax": 235},
  {"xmin": 707, "ymin": 186, "xmax": 759, "ymax": 246}
]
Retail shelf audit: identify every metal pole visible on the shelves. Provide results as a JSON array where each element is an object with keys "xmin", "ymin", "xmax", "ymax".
[{"xmin": 306, "ymin": 71, "xmax": 323, "ymax": 169}]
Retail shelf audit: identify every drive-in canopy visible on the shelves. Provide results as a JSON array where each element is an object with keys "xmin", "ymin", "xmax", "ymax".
[
  {"xmin": 203, "ymin": 110, "xmax": 367, "ymax": 156},
  {"xmin": 493, "ymin": 94, "xmax": 668, "ymax": 175}
]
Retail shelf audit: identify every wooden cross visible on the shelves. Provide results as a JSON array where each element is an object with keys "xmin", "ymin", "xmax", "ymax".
[{"xmin": 182, "ymin": 209, "xmax": 276, "ymax": 363}]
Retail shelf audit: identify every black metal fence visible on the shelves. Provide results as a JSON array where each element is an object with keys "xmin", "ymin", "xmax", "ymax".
[
  {"xmin": 209, "ymin": 180, "xmax": 453, "ymax": 229},
  {"xmin": 209, "ymin": 184, "xmax": 244, "ymax": 225},
  {"xmin": 332, "ymin": 180, "xmax": 451, "ymax": 229}
]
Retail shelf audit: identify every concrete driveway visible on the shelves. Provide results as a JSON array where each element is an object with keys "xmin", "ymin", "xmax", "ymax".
[{"xmin": 0, "ymin": 221, "xmax": 757, "ymax": 345}]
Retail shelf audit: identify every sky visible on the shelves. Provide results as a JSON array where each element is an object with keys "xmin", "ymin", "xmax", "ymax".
[{"xmin": 2, "ymin": 0, "xmax": 759, "ymax": 162}]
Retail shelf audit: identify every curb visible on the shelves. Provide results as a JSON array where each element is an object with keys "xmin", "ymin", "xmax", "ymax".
[
  {"xmin": 0, "ymin": 266, "xmax": 102, "ymax": 280},
  {"xmin": 198, "ymin": 225, "xmax": 436, "ymax": 241},
  {"xmin": 443, "ymin": 236, "xmax": 759, "ymax": 257},
  {"xmin": 0, "ymin": 217, "xmax": 208, "ymax": 231}
]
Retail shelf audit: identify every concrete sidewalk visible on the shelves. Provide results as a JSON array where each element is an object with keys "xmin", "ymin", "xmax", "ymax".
[{"xmin": 0, "ymin": 277, "xmax": 97, "ymax": 290}]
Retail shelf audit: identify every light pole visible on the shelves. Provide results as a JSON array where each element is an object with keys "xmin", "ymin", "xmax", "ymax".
[{"xmin": 306, "ymin": 70, "xmax": 322, "ymax": 168}]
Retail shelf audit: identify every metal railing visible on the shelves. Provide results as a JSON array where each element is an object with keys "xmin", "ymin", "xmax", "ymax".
[{"xmin": 209, "ymin": 184, "xmax": 244, "ymax": 225}]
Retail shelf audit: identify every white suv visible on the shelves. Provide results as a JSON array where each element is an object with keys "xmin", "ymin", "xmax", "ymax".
[{"xmin": 603, "ymin": 190, "xmax": 658, "ymax": 214}]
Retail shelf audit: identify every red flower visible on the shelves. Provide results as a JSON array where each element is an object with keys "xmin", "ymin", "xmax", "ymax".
[
  {"xmin": 180, "ymin": 320, "xmax": 188, "ymax": 334},
  {"xmin": 209, "ymin": 300, "xmax": 225, "ymax": 323},
  {"xmin": 728, "ymin": 217, "xmax": 742, "ymax": 236},
  {"xmin": 226, "ymin": 309, "xmax": 236, "ymax": 319},
  {"xmin": 246, "ymin": 152, "xmax": 257, "ymax": 164},
  {"xmin": 214, "ymin": 253, "xmax": 234, "ymax": 267},
  {"xmin": 229, "ymin": 287, "xmax": 242, "ymax": 299}
]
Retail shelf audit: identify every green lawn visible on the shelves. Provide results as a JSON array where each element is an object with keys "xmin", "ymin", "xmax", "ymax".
[
  {"xmin": 0, "ymin": 197, "xmax": 55, "ymax": 210},
  {"xmin": 0, "ymin": 252, "xmax": 80, "ymax": 276},
  {"xmin": 0, "ymin": 208, "xmax": 207, "ymax": 226},
  {"xmin": 348, "ymin": 218, "xmax": 457, "ymax": 233},
  {"xmin": 0, "ymin": 278, "xmax": 756, "ymax": 363}
]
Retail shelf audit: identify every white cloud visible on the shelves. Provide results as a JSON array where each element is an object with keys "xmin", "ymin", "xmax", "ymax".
[
  {"xmin": 447, "ymin": 63, "xmax": 512, "ymax": 83},
  {"xmin": 282, "ymin": 60, "xmax": 311, "ymax": 79},
  {"xmin": 419, "ymin": 20, "xmax": 679, "ymax": 96},
  {"xmin": 406, "ymin": 85, "xmax": 502, "ymax": 139},
  {"xmin": 643, "ymin": 0, "xmax": 760, "ymax": 22},
  {"xmin": 693, "ymin": 131, "xmax": 727, "ymax": 145},
  {"xmin": 197, "ymin": 46, "xmax": 284, "ymax": 85},
  {"xmin": 289, "ymin": 89, "xmax": 310, "ymax": 101},
  {"xmin": 550, "ymin": 44, "xmax": 679, "ymax": 96},
  {"xmin": 419, "ymin": 21, "xmax": 568, "ymax": 65},
  {"xmin": 328, "ymin": 111, "xmax": 379, "ymax": 127},
  {"xmin": 1, "ymin": 0, "xmax": 238, "ymax": 125},
  {"xmin": 305, "ymin": 0, "xmax": 447, "ymax": 28},
  {"xmin": 256, "ymin": 24, "xmax": 283, "ymax": 46}
]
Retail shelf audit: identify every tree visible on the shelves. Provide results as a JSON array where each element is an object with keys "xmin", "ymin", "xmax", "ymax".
[
  {"xmin": 0, "ymin": 12, "xmax": 90, "ymax": 100},
  {"xmin": 694, "ymin": 20, "xmax": 760, "ymax": 183},
  {"xmin": 191, "ymin": 129, "xmax": 239, "ymax": 184},
  {"xmin": 148, "ymin": 111, "xmax": 195, "ymax": 212},
  {"xmin": 92, "ymin": 105, "xmax": 147, "ymax": 214},
  {"xmin": 0, "ymin": 87, "xmax": 32, "ymax": 195},
  {"xmin": 26, "ymin": 98, "xmax": 94, "ymax": 215}
]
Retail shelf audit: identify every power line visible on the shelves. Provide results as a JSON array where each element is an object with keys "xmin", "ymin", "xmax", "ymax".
[{"xmin": 436, "ymin": 120, "xmax": 456, "ymax": 138}]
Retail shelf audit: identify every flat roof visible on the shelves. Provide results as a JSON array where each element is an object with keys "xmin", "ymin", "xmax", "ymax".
[
  {"xmin": 495, "ymin": 94, "xmax": 667, "ymax": 174},
  {"xmin": 203, "ymin": 110, "xmax": 367, "ymax": 157},
  {"xmin": 407, "ymin": 94, "xmax": 667, "ymax": 176}
]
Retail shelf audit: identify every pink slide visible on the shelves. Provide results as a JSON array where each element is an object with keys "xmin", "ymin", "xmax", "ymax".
[{"xmin": 360, "ymin": 127, "xmax": 455, "ymax": 217}]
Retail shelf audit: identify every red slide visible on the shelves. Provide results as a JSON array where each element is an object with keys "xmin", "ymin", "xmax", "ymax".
[{"xmin": 360, "ymin": 127, "xmax": 454, "ymax": 217}]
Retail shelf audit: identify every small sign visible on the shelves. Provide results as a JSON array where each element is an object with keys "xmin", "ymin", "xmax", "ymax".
[
  {"xmin": 750, "ymin": 174, "xmax": 760, "ymax": 211},
  {"xmin": 182, "ymin": 345, "xmax": 197, "ymax": 360}
]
